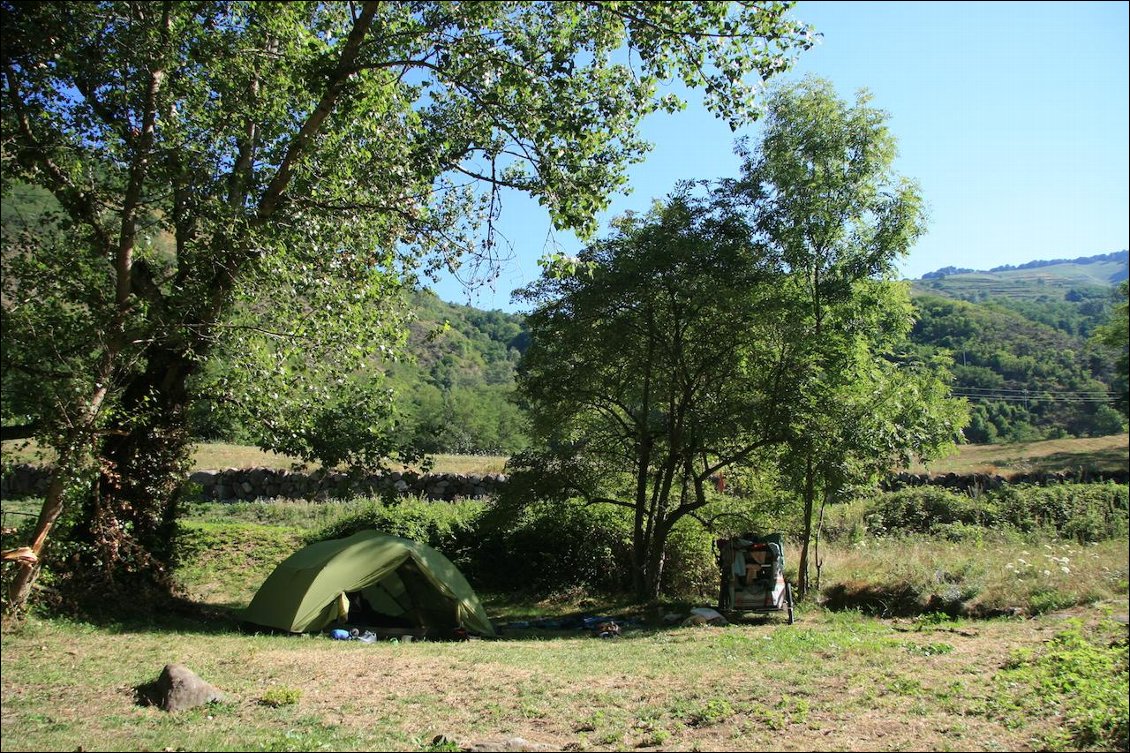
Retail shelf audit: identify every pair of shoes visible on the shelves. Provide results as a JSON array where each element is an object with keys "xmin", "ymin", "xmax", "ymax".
[{"xmin": 356, "ymin": 631, "xmax": 377, "ymax": 644}]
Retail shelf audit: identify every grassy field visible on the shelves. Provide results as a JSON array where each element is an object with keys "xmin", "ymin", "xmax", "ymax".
[
  {"xmin": 1, "ymin": 598, "xmax": 1125, "ymax": 752},
  {"xmin": 911, "ymin": 433, "xmax": 1128, "ymax": 477},
  {"xmin": 1, "ymin": 439, "xmax": 509, "ymax": 476},
  {"xmin": 189, "ymin": 443, "xmax": 508, "ymax": 475},
  {"xmin": 3, "ymin": 496, "xmax": 1128, "ymax": 752},
  {"xmin": 3, "ymin": 433, "xmax": 1126, "ymax": 478},
  {"xmin": 2, "ymin": 436, "xmax": 1127, "ymax": 751}
]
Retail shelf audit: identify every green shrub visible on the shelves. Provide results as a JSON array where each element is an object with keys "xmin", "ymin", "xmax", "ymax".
[
  {"xmin": 309, "ymin": 497, "xmax": 484, "ymax": 564},
  {"xmin": 468, "ymin": 497, "xmax": 748, "ymax": 599},
  {"xmin": 468, "ymin": 499, "xmax": 633, "ymax": 594},
  {"xmin": 863, "ymin": 488, "xmax": 999, "ymax": 535},
  {"xmin": 991, "ymin": 620, "xmax": 1129, "ymax": 751},
  {"xmin": 838, "ymin": 483, "xmax": 1127, "ymax": 543},
  {"xmin": 991, "ymin": 483, "xmax": 1128, "ymax": 542},
  {"xmin": 819, "ymin": 500, "xmax": 871, "ymax": 544},
  {"xmin": 660, "ymin": 516, "xmax": 719, "ymax": 599}
]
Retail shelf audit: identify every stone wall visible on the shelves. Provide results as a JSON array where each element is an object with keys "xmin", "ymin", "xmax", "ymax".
[
  {"xmin": 1, "ymin": 464, "xmax": 507, "ymax": 502},
  {"xmin": 3, "ymin": 463, "xmax": 1125, "ymax": 503},
  {"xmin": 882, "ymin": 469, "xmax": 1129, "ymax": 493}
]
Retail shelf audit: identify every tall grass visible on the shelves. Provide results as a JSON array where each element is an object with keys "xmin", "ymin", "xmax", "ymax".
[{"xmin": 814, "ymin": 536, "xmax": 1128, "ymax": 617}]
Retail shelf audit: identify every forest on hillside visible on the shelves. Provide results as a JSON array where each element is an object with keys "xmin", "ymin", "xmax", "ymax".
[
  {"xmin": 189, "ymin": 268, "xmax": 1127, "ymax": 452},
  {"xmin": 3, "ymin": 181, "xmax": 1125, "ymax": 455},
  {"xmin": 920, "ymin": 249, "xmax": 1128, "ymax": 281},
  {"xmin": 2, "ymin": 182, "xmax": 1126, "ymax": 457},
  {"xmin": 910, "ymin": 292, "xmax": 1125, "ymax": 442},
  {"xmin": 4, "ymin": 173, "xmax": 1125, "ymax": 454}
]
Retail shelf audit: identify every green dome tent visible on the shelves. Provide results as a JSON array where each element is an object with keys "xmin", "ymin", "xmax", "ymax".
[{"xmin": 239, "ymin": 530, "xmax": 495, "ymax": 637}]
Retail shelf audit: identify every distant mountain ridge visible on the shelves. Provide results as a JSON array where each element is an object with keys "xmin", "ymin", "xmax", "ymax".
[
  {"xmin": 910, "ymin": 251, "xmax": 1127, "ymax": 305},
  {"xmin": 919, "ymin": 250, "xmax": 1128, "ymax": 282},
  {"xmin": 905, "ymin": 250, "xmax": 1126, "ymax": 443}
]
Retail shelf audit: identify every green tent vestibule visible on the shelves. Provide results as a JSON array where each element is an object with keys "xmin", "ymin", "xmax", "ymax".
[{"xmin": 239, "ymin": 530, "xmax": 496, "ymax": 638}]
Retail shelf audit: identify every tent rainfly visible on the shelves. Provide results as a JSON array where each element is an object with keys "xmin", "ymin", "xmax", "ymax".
[{"xmin": 239, "ymin": 530, "xmax": 495, "ymax": 637}]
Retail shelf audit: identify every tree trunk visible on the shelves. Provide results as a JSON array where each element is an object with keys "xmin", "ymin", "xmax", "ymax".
[
  {"xmin": 641, "ymin": 527, "xmax": 668, "ymax": 602},
  {"xmin": 631, "ymin": 437, "xmax": 652, "ymax": 598},
  {"xmin": 6, "ymin": 456, "xmax": 84, "ymax": 609},
  {"xmin": 797, "ymin": 457, "xmax": 816, "ymax": 599},
  {"xmin": 813, "ymin": 484, "xmax": 830, "ymax": 594},
  {"xmin": 74, "ymin": 347, "xmax": 198, "ymax": 598},
  {"xmin": 6, "ymin": 350, "xmax": 196, "ymax": 611},
  {"xmin": 5, "ymin": 385, "xmax": 109, "ymax": 610}
]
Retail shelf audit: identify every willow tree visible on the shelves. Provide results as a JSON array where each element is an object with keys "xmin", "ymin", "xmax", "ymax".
[{"xmin": 0, "ymin": 1, "xmax": 814, "ymax": 608}]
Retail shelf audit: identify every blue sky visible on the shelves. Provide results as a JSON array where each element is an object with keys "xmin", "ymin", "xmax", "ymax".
[{"xmin": 433, "ymin": 1, "xmax": 1130, "ymax": 312}]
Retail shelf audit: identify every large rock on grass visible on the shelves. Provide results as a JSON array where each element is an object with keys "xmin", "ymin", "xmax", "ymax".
[{"xmin": 153, "ymin": 663, "xmax": 225, "ymax": 712}]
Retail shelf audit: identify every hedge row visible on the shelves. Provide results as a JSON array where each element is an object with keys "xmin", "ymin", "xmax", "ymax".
[
  {"xmin": 291, "ymin": 483, "xmax": 1127, "ymax": 600},
  {"xmin": 828, "ymin": 482, "xmax": 1129, "ymax": 543}
]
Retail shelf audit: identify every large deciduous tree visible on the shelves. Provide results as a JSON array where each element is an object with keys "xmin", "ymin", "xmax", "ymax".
[
  {"xmin": 0, "ymin": 1, "xmax": 814, "ymax": 609},
  {"xmin": 731, "ymin": 78, "xmax": 967, "ymax": 596},
  {"xmin": 511, "ymin": 78, "xmax": 967, "ymax": 601},
  {"xmin": 511, "ymin": 192, "xmax": 806, "ymax": 599}
]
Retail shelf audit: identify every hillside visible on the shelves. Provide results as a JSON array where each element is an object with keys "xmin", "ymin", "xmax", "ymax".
[
  {"xmin": 383, "ymin": 291, "xmax": 530, "ymax": 454},
  {"xmin": 909, "ymin": 293, "xmax": 1123, "ymax": 442},
  {"xmin": 912, "ymin": 250, "xmax": 1127, "ymax": 302},
  {"xmin": 4, "ymin": 171, "xmax": 1125, "ymax": 452},
  {"xmin": 399, "ymin": 254, "xmax": 1126, "ymax": 452},
  {"xmin": 905, "ymin": 252, "xmax": 1127, "ymax": 443},
  {"xmin": 180, "ymin": 289, "xmax": 531, "ymax": 456},
  {"xmin": 395, "ymin": 266, "xmax": 1126, "ymax": 449}
]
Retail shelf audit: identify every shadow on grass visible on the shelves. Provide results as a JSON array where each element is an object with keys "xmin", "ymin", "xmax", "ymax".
[
  {"xmin": 1020, "ymin": 447, "xmax": 1129, "ymax": 475},
  {"xmin": 484, "ymin": 603, "xmax": 795, "ymax": 642},
  {"xmin": 15, "ymin": 588, "xmax": 799, "ymax": 643},
  {"xmin": 821, "ymin": 582, "xmax": 927, "ymax": 618},
  {"xmin": 13, "ymin": 593, "xmax": 247, "ymax": 637}
]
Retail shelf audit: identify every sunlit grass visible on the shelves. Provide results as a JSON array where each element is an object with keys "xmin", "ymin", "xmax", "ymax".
[
  {"xmin": 2, "ymin": 439, "xmax": 509, "ymax": 476},
  {"xmin": 3, "ymin": 596, "xmax": 1124, "ymax": 752},
  {"xmin": 909, "ymin": 433, "xmax": 1128, "ymax": 477},
  {"xmin": 4, "ymin": 487, "xmax": 1126, "ymax": 751},
  {"xmin": 5, "ymin": 434, "xmax": 1124, "ymax": 479},
  {"xmin": 815, "ymin": 536, "xmax": 1128, "ymax": 616}
]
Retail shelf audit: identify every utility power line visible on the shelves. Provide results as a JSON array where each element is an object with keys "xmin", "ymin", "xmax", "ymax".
[{"xmin": 950, "ymin": 390, "xmax": 1117, "ymax": 403}]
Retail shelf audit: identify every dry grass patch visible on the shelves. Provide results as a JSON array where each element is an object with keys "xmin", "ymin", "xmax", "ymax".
[
  {"xmin": 910, "ymin": 433, "xmax": 1128, "ymax": 477},
  {"xmin": 4, "ymin": 608, "xmax": 1119, "ymax": 752},
  {"xmin": 7, "ymin": 434, "xmax": 1125, "ymax": 479},
  {"xmin": 2, "ymin": 440, "xmax": 509, "ymax": 476}
]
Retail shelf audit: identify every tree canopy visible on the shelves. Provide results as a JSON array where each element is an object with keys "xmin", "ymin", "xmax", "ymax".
[
  {"xmin": 729, "ymin": 77, "xmax": 966, "ymax": 593},
  {"xmin": 0, "ymin": 0, "xmax": 815, "ymax": 609},
  {"xmin": 511, "ymin": 79, "xmax": 967, "ymax": 600},
  {"xmin": 512, "ymin": 190, "xmax": 805, "ymax": 598}
]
